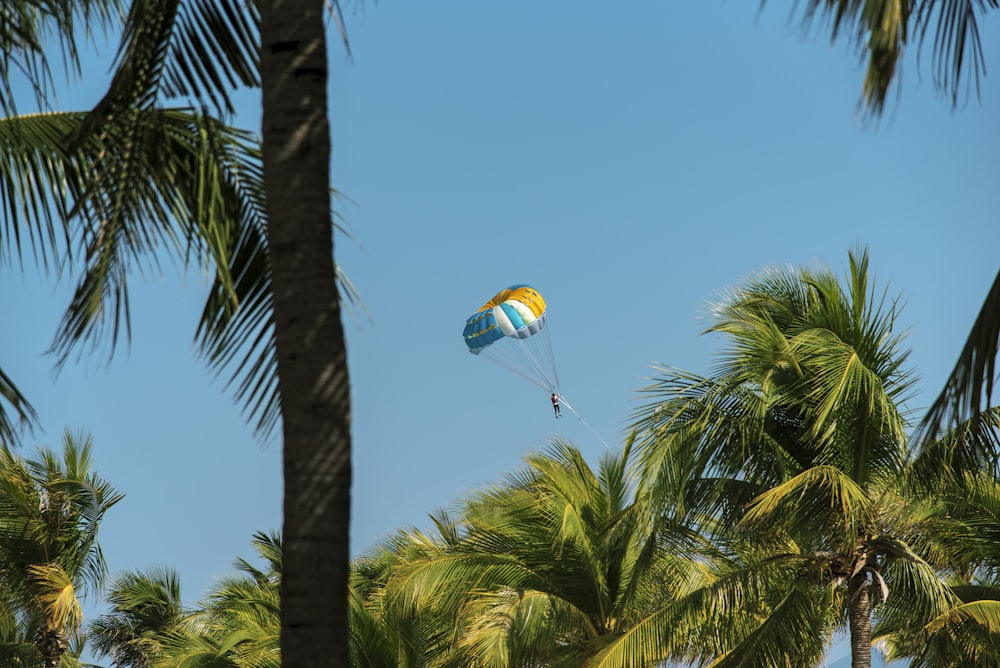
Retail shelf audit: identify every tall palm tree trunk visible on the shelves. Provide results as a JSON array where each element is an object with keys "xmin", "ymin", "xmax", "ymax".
[
  {"xmin": 260, "ymin": 1, "xmax": 351, "ymax": 666},
  {"xmin": 848, "ymin": 572, "xmax": 872, "ymax": 668}
]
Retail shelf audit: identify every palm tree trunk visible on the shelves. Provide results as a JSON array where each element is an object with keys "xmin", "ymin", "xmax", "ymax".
[
  {"xmin": 260, "ymin": 1, "xmax": 351, "ymax": 667},
  {"xmin": 37, "ymin": 628, "xmax": 67, "ymax": 668},
  {"xmin": 847, "ymin": 572, "xmax": 872, "ymax": 668}
]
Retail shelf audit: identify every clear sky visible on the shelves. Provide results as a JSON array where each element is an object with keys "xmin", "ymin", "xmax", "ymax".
[{"xmin": 2, "ymin": 1, "xmax": 998, "ymax": 665}]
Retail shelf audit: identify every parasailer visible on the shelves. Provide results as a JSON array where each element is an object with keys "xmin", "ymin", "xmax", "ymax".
[
  {"xmin": 462, "ymin": 284, "xmax": 561, "ymax": 410},
  {"xmin": 463, "ymin": 284, "xmax": 614, "ymax": 449}
]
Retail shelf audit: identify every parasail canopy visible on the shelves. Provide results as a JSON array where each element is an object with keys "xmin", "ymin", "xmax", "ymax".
[{"xmin": 462, "ymin": 284, "xmax": 559, "ymax": 392}]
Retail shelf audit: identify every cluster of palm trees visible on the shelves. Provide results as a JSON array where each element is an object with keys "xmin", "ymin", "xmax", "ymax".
[
  {"xmin": 0, "ymin": 430, "xmax": 279, "ymax": 668},
  {"xmin": 348, "ymin": 248, "xmax": 1000, "ymax": 667},
  {"xmin": 0, "ymin": 249, "xmax": 997, "ymax": 667},
  {"xmin": 89, "ymin": 532, "xmax": 281, "ymax": 668}
]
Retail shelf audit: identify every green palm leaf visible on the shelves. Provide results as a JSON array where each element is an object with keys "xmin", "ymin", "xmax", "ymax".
[
  {"xmin": 88, "ymin": 566, "xmax": 185, "ymax": 668},
  {"xmin": 629, "ymin": 247, "xmax": 971, "ymax": 665},
  {"xmin": 0, "ymin": 0, "xmax": 121, "ymax": 115},
  {"xmin": 761, "ymin": 0, "xmax": 998, "ymax": 114},
  {"xmin": 741, "ymin": 465, "xmax": 875, "ymax": 550},
  {"xmin": 0, "ymin": 368, "xmax": 38, "ymax": 447},
  {"xmin": 918, "ymin": 270, "xmax": 1000, "ymax": 449},
  {"xmin": 77, "ymin": 0, "xmax": 257, "ymax": 131}
]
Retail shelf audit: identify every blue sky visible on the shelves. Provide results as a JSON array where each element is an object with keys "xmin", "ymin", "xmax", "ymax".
[{"xmin": 2, "ymin": 1, "xmax": 999, "ymax": 665}]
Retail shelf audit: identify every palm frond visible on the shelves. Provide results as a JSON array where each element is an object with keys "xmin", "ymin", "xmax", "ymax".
[
  {"xmin": 0, "ymin": 0, "xmax": 122, "ymax": 115},
  {"xmin": 917, "ymin": 269, "xmax": 1000, "ymax": 449},
  {"xmin": 0, "ymin": 367, "xmax": 38, "ymax": 447},
  {"xmin": 17, "ymin": 106, "xmax": 273, "ymax": 440},
  {"xmin": 164, "ymin": 0, "xmax": 259, "ymax": 109},
  {"xmin": 762, "ymin": 0, "xmax": 997, "ymax": 114},
  {"xmin": 924, "ymin": 599, "xmax": 1000, "ymax": 633},
  {"xmin": 910, "ymin": 407, "xmax": 1000, "ymax": 484},
  {"xmin": 50, "ymin": 109, "xmax": 254, "ymax": 363},
  {"xmin": 710, "ymin": 574, "xmax": 832, "ymax": 668},
  {"xmin": 591, "ymin": 549, "xmax": 823, "ymax": 667},
  {"xmin": 351, "ymin": 537, "xmax": 465, "ymax": 668},
  {"xmin": 75, "ymin": 0, "xmax": 258, "ymax": 139},
  {"xmin": 153, "ymin": 532, "xmax": 281, "ymax": 668},
  {"xmin": 741, "ymin": 465, "xmax": 875, "ymax": 550},
  {"xmin": 914, "ymin": 0, "xmax": 999, "ymax": 108},
  {"xmin": 87, "ymin": 566, "xmax": 185, "ymax": 666},
  {"xmin": 630, "ymin": 366, "xmax": 803, "ymax": 523},
  {"xmin": 5, "ymin": 104, "xmax": 358, "ymax": 441},
  {"xmin": 27, "ymin": 563, "xmax": 82, "ymax": 633},
  {"xmin": 456, "ymin": 589, "xmax": 570, "ymax": 667},
  {"xmin": 873, "ymin": 550, "xmax": 961, "ymax": 660},
  {"xmin": 0, "ymin": 111, "xmax": 85, "ymax": 267}
]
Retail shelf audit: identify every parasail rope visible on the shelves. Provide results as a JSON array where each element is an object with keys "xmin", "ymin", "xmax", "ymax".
[{"xmin": 555, "ymin": 394, "xmax": 614, "ymax": 452}]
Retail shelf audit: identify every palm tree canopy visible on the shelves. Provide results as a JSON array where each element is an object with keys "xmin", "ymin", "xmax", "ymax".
[
  {"xmin": 0, "ymin": 430, "xmax": 122, "ymax": 665},
  {"xmin": 0, "ymin": 0, "xmax": 276, "ymax": 440},
  {"xmin": 632, "ymin": 247, "xmax": 915, "ymax": 527},
  {"xmin": 88, "ymin": 567, "xmax": 185, "ymax": 668},
  {"xmin": 629, "ymin": 247, "xmax": 968, "ymax": 666},
  {"xmin": 356, "ymin": 440, "xmax": 802, "ymax": 667},
  {"xmin": 152, "ymin": 531, "xmax": 281, "ymax": 668}
]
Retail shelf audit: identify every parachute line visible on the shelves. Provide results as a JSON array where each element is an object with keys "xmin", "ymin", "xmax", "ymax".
[
  {"xmin": 476, "ymin": 323, "xmax": 559, "ymax": 392},
  {"xmin": 556, "ymin": 394, "xmax": 614, "ymax": 452}
]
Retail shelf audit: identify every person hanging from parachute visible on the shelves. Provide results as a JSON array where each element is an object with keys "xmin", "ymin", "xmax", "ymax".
[{"xmin": 462, "ymin": 284, "xmax": 562, "ymax": 416}]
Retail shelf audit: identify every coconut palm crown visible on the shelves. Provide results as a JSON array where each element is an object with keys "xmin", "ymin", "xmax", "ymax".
[
  {"xmin": 0, "ymin": 430, "xmax": 123, "ymax": 668},
  {"xmin": 630, "ymin": 247, "xmax": 959, "ymax": 667}
]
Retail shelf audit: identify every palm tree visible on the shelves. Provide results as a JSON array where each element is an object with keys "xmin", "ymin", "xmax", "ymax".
[
  {"xmin": 630, "ymin": 247, "xmax": 961, "ymax": 667},
  {"xmin": 0, "ymin": 429, "xmax": 123, "ymax": 668},
  {"xmin": 3, "ymin": 2, "xmax": 354, "ymax": 665},
  {"xmin": 87, "ymin": 567, "xmax": 185, "ymax": 668},
  {"xmin": 89, "ymin": 532, "xmax": 281, "ymax": 668}
]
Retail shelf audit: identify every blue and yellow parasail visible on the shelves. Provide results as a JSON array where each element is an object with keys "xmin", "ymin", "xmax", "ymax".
[{"xmin": 462, "ymin": 284, "xmax": 560, "ymax": 393}]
